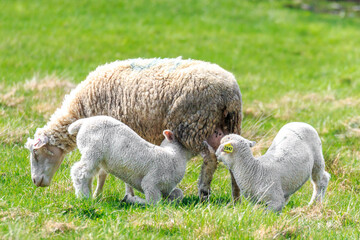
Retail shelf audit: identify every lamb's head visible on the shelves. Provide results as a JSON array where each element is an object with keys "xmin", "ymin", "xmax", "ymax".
[
  {"xmin": 25, "ymin": 135, "xmax": 65, "ymax": 187},
  {"xmin": 214, "ymin": 134, "xmax": 255, "ymax": 168},
  {"xmin": 161, "ymin": 130, "xmax": 193, "ymax": 159}
]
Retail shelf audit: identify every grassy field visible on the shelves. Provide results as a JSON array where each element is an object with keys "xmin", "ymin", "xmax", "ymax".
[{"xmin": 1, "ymin": 0, "xmax": 360, "ymax": 239}]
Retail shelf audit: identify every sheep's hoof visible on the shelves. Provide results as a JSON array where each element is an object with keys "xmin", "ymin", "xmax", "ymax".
[{"xmin": 199, "ymin": 189, "xmax": 211, "ymax": 202}]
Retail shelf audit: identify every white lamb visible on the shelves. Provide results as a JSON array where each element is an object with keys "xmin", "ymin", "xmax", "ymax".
[
  {"xmin": 206, "ymin": 122, "xmax": 330, "ymax": 212},
  {"xmin": 68, "ymin": 116, "xmax": 193, "ymax": 204}
]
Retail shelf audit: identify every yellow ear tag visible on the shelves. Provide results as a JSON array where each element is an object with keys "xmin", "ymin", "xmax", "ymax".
[{"xmin": 223, "ymin": 143, "xmax": 233, "ymax": 153}]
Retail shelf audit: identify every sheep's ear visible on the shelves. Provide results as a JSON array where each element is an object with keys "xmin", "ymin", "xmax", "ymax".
[
  {"xmin": 25, "ymin": 138, "xmax": 34, "ymax": 150},
  {"xmin": 163, "ymin": 130, "xmax": 174, "ymax": 142},
  {"xmin": 247, "ymin": 140, "xmax": 256, "ymax": 148},
  {"xmin": 33, "ymin": 135, "xmax": 49, "ymax": 149}
]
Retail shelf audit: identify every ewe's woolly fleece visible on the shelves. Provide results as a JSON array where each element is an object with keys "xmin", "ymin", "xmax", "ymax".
[{"xmin": 35, "ymin": 57, "xmax": 242, "ymax": 153}]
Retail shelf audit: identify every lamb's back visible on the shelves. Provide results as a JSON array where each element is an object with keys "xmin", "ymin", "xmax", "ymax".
[{"xmin": 261, "ymin": 122, "xmax": 321, "ymax": 170}]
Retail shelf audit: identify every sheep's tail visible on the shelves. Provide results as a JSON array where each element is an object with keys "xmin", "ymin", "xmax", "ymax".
[{"xmin": 68, "ymin": 119, "xmax": 86, "ymax": 135}]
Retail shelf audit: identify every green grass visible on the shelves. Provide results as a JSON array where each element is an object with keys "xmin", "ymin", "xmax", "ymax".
[{"xmin": 1, "ymin": 0, "xmax": 360, "ymax": 239}]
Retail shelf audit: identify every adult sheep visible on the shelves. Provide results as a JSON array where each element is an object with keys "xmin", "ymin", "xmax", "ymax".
[{"xmin": 25, "ymin": 57, "xmax": 242, "ymax": 201}]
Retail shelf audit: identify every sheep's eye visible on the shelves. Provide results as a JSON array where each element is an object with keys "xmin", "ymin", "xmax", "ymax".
[{"xmin": 32, "ymin": 150, "xmax": 39, "ymax": 162}]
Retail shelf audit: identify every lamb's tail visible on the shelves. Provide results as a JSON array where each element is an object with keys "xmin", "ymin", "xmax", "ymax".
[{"xmin": 68, "ymin": 119, "xmax": 86, "ymax": 135}]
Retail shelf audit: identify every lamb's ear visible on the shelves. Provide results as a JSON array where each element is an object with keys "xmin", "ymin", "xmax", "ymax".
[
  {"xmin": 222, "ymin": 142, "xmax": 235, "ymax": 153},
  {"xmin": 33, "ymin": 135, "xmax": 49, "ymax": 149},
  {"xmin": 247, "ymin": 140, "xmax": 256, "ymax": 148},
  {"xmin": 163, "ymin": 130, "xmax": 175, "ymax": 142}
]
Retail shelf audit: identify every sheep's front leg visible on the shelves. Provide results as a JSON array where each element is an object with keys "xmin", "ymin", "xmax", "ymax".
[
  {"xmin": 123, "ymin": 195, "xmax": 147, "ymax": 205},
  {"xmin": 265, "ymin": 195, "xmax": 285, "ymax": 213},
  {"xmin": 166, "ymin": 188, "xmax": 184, "ymax": 202},
  {"xmin": 71, "ymin": 151, "xmax": 102, "ymax": 199},
  {"xmin": 198, "ymin": 147, "xmax": 218, "ymax": 201},
  {"xmin": 141, "ymin": 178, "xmax": 162, "ymax": 205},
  {"xmin": 121, "ymin": 184, "xmax": 136, "ymax": 202},
  {"xmin": 93, "ymin": 168, "xmax": 107, "ymax": 198},
  {"xmin": 266, "ymin": 201, "xmax": 285, "ymax": 213},
  {"xmin": 71, "ymin": 161, "xmax": 99, "ymax": 199}
]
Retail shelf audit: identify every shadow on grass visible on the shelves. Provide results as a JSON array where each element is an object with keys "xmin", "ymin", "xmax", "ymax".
[
  {"xmin": 103, "ymin": 194, "xmax": 233, "ymax": 208},
  {"xmin": 62, "ymin": 193, "xmax": 234, "ymax": 220},
  {"xmin": 179, "ymin": 194, "xmax": 233, "ymax": 207},
  {"xmin": 61, "ymin": 195, "xmax": 141, "ymax": 220}
]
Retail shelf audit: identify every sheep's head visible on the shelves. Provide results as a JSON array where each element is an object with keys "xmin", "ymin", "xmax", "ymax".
[
  {"xmin": 25, "ymin": 135, "xmax": 65, "ymax": 187},
  {"xmin": 214, "ymin": 134, "xmax": 255, "ymax": 169}
]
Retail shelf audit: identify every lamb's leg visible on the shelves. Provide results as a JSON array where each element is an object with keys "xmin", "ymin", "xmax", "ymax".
[
  {"xmin": 309, "ymin": 170, "xmax": 330, "ymax": 205},
  {"xmin": 71, "ymin": 161, "xmax": 99, "ymax": 199},
  {"xmin": 166, "ymin": 188, "xmax": 184, "ymax": 202},
  {"xmin": 123, "ymin": 195, "xmax": 147, "ymax": 205},
  {"xmin": 141, "ymin": 177, "xmax": 162, "ymax": 205},
  {"xmin": 121, "ymin": 184, "xmax": 135, "ymax": 202},
  {"xmin": 71, "ymin": 151, "xmax": 102, "ymax": 199},
  {"xmin": 144, "ymin": 188, "xmax": 162, "ymax": 205},
  {"xmin": 93, "ymin": 168, "xmax": 107, "ymax": 198},
  {"xmin": 284, "ymin": 196, "xmax": 291, "ymax": 205},
  {"xmin": 266, "ymin": 197, "xmax": 285, "ymax": 213},
  {"xmin": 230, "ymin": 170, "xmax": 241, "ymax": 203}
]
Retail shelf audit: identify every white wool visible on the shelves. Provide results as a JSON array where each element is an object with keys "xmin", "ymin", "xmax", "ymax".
[
  {"xmin": 69, "ymin": 116, "xmax": 193, "ymax": 204},
  {"xmin": 215, "ymin": 122, "xmax": 330, "ymax": 212}
]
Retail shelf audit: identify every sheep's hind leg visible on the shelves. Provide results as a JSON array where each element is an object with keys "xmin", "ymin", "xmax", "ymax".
[
  {"xmin": 93, "ymin": 168, "xmax": 107, "ymax": 198},
  {"xmin": 198, "ymin": 149, "xmax": 218, "ymax": 201},
  {"xmin": 123, "ymin": 195, "xmax": 147, "ymax": 205},
  {"xmin": 309, "ymin": 171, "xmax": 330, "ymax": 205},
  {"xmin": 199, "ymin": 128, "xmax": 224, "ymax": 201}
]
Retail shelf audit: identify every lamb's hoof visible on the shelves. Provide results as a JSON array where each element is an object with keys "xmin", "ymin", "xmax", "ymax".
[
  {"xmin": 199, "ymin": 189, "xmax": 211, "ymax": 202},
  {"xmin": 121, "ymin": 194, "xmax": 130, "ymax": 203}
]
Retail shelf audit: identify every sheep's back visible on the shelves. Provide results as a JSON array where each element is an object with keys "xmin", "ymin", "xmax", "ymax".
[
  {"xmin": 68, "ymin": 58, "xmax": 242, "ymax": 153},
  {"xmin": 263, "ymin": 122, "xmax": 322, "ymax": 167}
]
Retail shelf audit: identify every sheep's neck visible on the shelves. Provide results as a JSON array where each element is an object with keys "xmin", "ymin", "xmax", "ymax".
[
  {"xmin": 38, "ymin": 109, "xmax": 79, "ymax": 153},
  {"xmin": 231, "ymin": 150, "xmax": 264, "ymax": 194}
]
